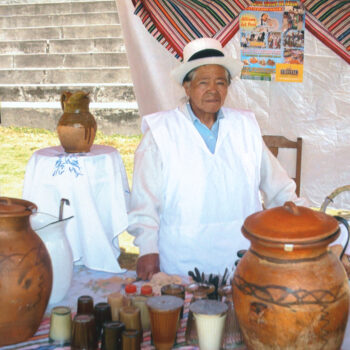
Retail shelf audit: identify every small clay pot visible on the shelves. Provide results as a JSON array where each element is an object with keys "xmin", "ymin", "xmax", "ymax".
[{"xmin": 57, "ymin": 91, "xmax": 97, "ymax": 153}]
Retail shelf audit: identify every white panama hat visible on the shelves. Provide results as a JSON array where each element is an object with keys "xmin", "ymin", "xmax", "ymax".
[{"xmin": 170, "ymin": 37, "xmax": 243, "ymax": 85}]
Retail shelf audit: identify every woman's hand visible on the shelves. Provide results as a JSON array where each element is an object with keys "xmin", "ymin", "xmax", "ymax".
[{"xmin": 136, "ymin": 253, "xmax": 160, "ymax": 280}]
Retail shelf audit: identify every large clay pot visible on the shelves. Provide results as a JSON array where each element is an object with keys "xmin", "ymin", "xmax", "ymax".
[
  {"xmin": 0, "ymin": 197, "xmax": 53, "ymax": 346},
  {"xmin": 57, "ymin": 90, "xmax": 97, "ymax": 153},
  {"xmin": 232, "ymin": 201, "xmax": 349, "ymax": 350}
]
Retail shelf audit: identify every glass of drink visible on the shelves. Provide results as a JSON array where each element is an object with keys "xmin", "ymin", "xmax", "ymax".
[
  {"xmin": 190, "ymin": 299, "xmax": 228, "ymax": 350},
  {"xmin": 147, "ymin": 295, "xmax": 183, "ymax": 350}
]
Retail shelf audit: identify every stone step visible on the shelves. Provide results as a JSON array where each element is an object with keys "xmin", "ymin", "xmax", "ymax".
[
  {"xmin": 0, "ymin": 24, "xmax": 122, "ymax": 40},
  {"xmin": 0, "ymin": 102, "xmax": 140, "ymax": 135},
  {"xmin": 0, "ymin": 0, "xmax": 140, "ymax": 134},
  {"xmin": 0, "ymin": 11, "xmax": 119, "ymax": 28},
  {"xmin": 0, "ymin": 52, "xmax": 129, "ymax": 69},
  {"xmin": 0, "ymin": 84, "xmax": 136, "ymax": 103},
  {"xmin": 0, "ymin": 37, "xmax": 125, "ymax": 54},
  {"xmin": 0, "ymin": 1, "xmax": 116, "ymax": 16},
  {"xmin": 0, "ymin": 67, "xmax": 132, "ymax": 84}
]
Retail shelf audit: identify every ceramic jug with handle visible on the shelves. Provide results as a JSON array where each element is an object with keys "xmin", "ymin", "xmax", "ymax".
[
  {"xmin": 31, "ymin": 212, "xmax": 73, "ymax": 304},
  {"xmin": 0, "ymin": 197, "xmax": 53, "ymax": 346},
  {"xmin": 57, "ymin": 90, "xmax": 97, "ymax": 153}
]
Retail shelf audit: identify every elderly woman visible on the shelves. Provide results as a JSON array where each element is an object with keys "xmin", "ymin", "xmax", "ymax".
[{"xmin": 127, "ymin": 38, "xmax": 302, "ymax": 280}]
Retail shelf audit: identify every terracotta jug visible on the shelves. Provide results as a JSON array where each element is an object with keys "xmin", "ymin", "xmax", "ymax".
[
  {"xmin": 57, "ymin": 90, "xmax": 97, "ymax": 153},
  {"xmin": 0, "ymin": 197, "xmax": 53, "ymax": 346},
  {"xmin": 232, "ymin": 201, "xmax": 350, "ymax": 350}
]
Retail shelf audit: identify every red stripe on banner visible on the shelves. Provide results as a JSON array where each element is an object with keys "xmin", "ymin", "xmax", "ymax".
[
  {"xmin": 329, "ymin": 13, "xmax": 350, "ymax": 31},
  {"xmin": 214, "ymin": 17, "xmax": 240, "ymax": 47},
  {"xmin": 142, "ymin": 13, "xmax": 150, "ymax": 24},
  {"xmin": 233, "ymin": 0, "xmax": 249, "ymax": 10},
  {"xmin": 222, "ymin": 23, "xmax": 240, "ymax": 47},
  {"xmin": 332, "ymin": 20, "xmax": 350, "ymax": 38},
  {"xmin": 305, "ymin": 13, "xmax": 350, "ymax": 64}
]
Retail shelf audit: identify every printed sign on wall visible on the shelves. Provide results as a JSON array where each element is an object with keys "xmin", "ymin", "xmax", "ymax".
[{"xmin": 239, "ymin": 1, "xmax": 305, "ymax": 82}]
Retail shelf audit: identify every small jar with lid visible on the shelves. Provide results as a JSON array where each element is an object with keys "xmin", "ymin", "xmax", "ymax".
[
  {"xmin": 131, "ymin": 285, "xmax": 153, "ymax": 332},
  {"xmin": 124, "ymin": 284, "xmax": 137, "ymax": 306},
  {"xmin": 140, "ymin": 285, "xmax": 153, "ymax": 297}
]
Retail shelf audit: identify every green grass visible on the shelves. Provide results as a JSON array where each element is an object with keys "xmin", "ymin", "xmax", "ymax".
[{"xmin": 0, "ymin": 125, "xmax": 141, "ymax": 256}]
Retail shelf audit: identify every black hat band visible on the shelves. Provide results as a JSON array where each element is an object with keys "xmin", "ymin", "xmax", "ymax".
[{"xmin": 188, "ymin": 49, "xmax": 224, "ymax": 61}]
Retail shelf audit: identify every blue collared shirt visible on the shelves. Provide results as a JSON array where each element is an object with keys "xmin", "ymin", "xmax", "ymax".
[{"xmin": 186, "ymin": 103, "xmax": 223, "ymax": 154}]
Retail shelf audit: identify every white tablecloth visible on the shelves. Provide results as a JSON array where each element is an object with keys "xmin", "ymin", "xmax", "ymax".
[{"xmin": 23, "ymin": 145, "xmax": 130, "ymax": 273}]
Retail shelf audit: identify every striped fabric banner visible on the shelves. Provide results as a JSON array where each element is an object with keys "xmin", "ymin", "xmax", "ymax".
[
  {"xmin": 133, "ymin": 0, "xmax": 349, "ymax": 64},
  {"xmin": 134, "ymin": 0, "xmax": 252, "ymax": 59},
  {"xmin": 301, "ymin": 0, "xmax": 350, "ymax": 63}
]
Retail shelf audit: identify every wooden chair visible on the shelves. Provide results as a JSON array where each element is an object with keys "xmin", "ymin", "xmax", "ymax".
[{"xmin": 262, "ymin": 135, "xmax": 303, "ymax": 196}]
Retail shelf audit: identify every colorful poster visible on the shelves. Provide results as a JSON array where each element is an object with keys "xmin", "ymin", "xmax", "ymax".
[{"xmin": 239, "ymin": 1, "xmax": 305, "ymax": 82}]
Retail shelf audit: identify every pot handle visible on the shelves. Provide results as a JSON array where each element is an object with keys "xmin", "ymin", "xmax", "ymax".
[
  {"xmin": 334, "ymin": 215, "xmax": 350, "ymax": 261},
  {"xmin": 60, "ymin": 91, "xmax": 72, "ymax": 111},
  {"xmin": 59, "ymin": 198, "xmax": 70, "ymax": 220}
]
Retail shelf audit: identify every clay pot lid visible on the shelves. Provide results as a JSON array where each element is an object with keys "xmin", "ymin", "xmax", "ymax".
[
  {"xmin": 243, "ymin": 201, "xmax": 339, "ymax": 244},
  {"xmin": 0, "ymin": 197, "xmax": 37, "ymax": 216}
]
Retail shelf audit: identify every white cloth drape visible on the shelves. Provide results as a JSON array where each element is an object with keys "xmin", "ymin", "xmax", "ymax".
[
  {"xmin": 116, "ymin": 0, "xmax": 350, "ymax": 210},
  {"xmin": 23, "ymin": 145, "xmax": 130, "ymax": 273}
]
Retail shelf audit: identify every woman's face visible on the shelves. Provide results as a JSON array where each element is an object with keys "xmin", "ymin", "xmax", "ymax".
[{"xmin": 183, "ymin": 64, "xmax": 229, "ymax": 118}]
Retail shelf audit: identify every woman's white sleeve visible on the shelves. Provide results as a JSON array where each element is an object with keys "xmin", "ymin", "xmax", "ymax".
[{"xmin": 127, "ymin": 130, "xmax": 162, "ymax": 256}]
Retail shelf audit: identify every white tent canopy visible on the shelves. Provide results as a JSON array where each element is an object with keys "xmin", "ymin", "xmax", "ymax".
[{"xmin": 116, "ymin": 0, "xmax": 350, "ymax": 210}]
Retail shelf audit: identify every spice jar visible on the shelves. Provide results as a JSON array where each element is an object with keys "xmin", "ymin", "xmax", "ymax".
[
  {"xmin": 107, "ymin": 292, "xmax": 125, "ymax": 321},
  {"xmin": 125, "ymin": 284, "xmax": 137, "ymax": 306},
  {"xmin": 131, "ymin": 285, "xmax": 153, "ymax": 332},
  {"xmin": 141, "ymin": 285, "xmax": 153, "ymax": 297}
]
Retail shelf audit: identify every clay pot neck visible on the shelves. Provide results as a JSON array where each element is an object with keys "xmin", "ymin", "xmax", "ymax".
[
  {"xmin": 61, "ymin": 91, "xmax": 90, "ymax": 113},
  {"xmin": 245, "ymin": 228, "xmax": 340, "ymax": 261}
]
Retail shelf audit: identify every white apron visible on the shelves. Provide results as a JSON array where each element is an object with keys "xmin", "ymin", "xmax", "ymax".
[{"xmin": 142, "ymin": 107, "xmax": 263, "ymax": 276}]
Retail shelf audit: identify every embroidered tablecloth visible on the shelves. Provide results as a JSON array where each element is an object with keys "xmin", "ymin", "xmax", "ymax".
[{"xmin": 22, "ymin": 145, "xmax": 130, "ymax": 273}]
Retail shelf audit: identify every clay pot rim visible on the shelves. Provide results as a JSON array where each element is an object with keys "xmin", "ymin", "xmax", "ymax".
[
  {"xmin": 242, "ymin": 227, "xmax": 340, "ymax": 246},
  {"xmin": 0, "ymin": 197, "xmax": 37, "ymax": 217},
  {"xmin": 186, "ymin": 282, "xmax": 215, "ymax": 295}
]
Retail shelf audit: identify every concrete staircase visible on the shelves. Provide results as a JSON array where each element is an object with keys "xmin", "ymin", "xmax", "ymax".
[{"xmin": 0, "ymin": 0, "xmax": 140, "ymax": 135}]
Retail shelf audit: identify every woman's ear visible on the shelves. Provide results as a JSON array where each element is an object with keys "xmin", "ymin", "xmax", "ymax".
[{"xmin": 183, "ymin": 81, "xmax": 190, "ymax": 97}]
